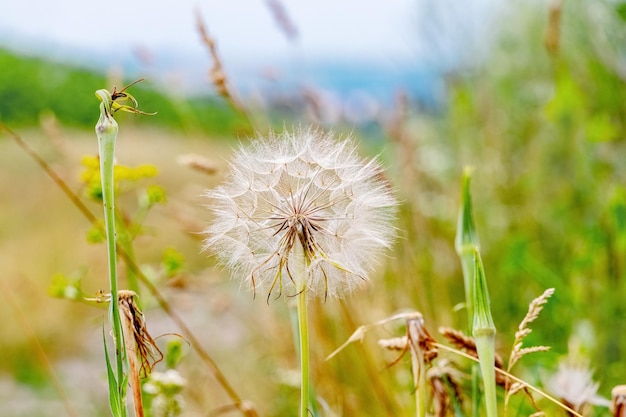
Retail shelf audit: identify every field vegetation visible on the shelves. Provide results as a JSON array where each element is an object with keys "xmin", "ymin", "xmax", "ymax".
[{"xmin": 1, "ymin": 1, "xmax": 625, "ymax": 416}]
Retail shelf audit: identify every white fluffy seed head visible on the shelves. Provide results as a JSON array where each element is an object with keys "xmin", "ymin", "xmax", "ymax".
[
  {"xmin": 547, "ymin": 360, "xmax": 600, "ymax": 412},
  {"xmin": 203, "ymin": 128, "xmax": 397, "ymax": 300}
]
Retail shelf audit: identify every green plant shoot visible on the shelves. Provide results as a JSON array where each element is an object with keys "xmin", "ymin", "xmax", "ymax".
[
  {"xmin": 455, "ymin": 166, "xmax": 482, "ymax": 416},
  {"xmin": 95, "ymin": 80, "xmax": 154, "ymax": 417},
  {"xmin": 455, "ymin": 166, "xmax": 480, "ymax": 329},
  {"xmin": 472, "ymin": 249, "xmax": 497, "ymax": 417}
]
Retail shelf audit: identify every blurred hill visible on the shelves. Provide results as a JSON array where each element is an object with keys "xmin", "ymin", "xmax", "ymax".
[
  {"xmin": 0, "ymin": 48, "xmax": 252, "ymax": 134},
  {"xmin": 0, "ymin": 43, "xmax": 444, "ymax": 132}
]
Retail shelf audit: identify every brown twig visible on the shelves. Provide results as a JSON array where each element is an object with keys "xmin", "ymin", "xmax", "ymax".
[
  {"xmin": 545, "ymin": 0, "xmax": 564, "ymax": 56},
  {"xmin": 177, "ymin": 153, "xmax": 218, "ymax": 175},
  {"xmin": 264, "ymin": 0, "xmax": 299, "ymax": 42},
  {"xmin": 194, "ymin": 10, "xmax": 255, "ymax": 134}
]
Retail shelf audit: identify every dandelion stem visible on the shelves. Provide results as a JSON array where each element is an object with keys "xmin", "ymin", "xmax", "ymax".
[
  {"xmin": 297, "ymin": 287, "xmax": 310, "ymax": 417},
  {"xmin": 294, "ymin": 239, "xmax": 311, "ymax": 417}
]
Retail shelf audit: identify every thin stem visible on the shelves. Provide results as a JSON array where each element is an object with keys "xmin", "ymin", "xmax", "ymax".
[
  {"xmin": 96, "ymin": 92, "xmax": 126, "ymax": 415},
  {"xmin": 474, "ymin": 331, "xmax": 497, "ymax": 417},
  {"xmin": 471, "ymin": 365, "xmax": 480, "ymax": 417},
  {"xmin": 455, "ymin": 168, "xmax": 480, "ymax": 415},
  {"xmin": 293, "ymin": 239, "xmax": 310, "ymax": 417},
  {"xmin": 410, "ymin": 344, "xmax": 426, "ymax": 417},
  {"xmin": 297, "ymin": 288, "xmax": 310, "ymax": 417},
  {"xmin": 406, "ymin": 317, "xmax": 427, "ymax": 417},
  {"xmin": 472, "ymin": 251, "xmax": 497, "ymax": 417}
]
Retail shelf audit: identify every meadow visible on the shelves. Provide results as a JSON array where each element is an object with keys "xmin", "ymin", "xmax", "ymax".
[{"xmin": 1, "ymin": 1, "xmax": 626, "ymax": 416}]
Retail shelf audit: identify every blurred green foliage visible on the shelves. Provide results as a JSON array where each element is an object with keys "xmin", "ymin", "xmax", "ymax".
[
  {"xmin": 397, "ymin": 0, "xmax": 626, "ymax": 394},
  {"xmin": 0, "ymin": 48, "xmax": 247, "ymax": 135},
  {"xmin": 3, "ymin": 0, "xmax": 626, "ymax": 415}
]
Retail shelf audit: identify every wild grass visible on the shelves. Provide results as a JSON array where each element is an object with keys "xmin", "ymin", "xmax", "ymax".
[{"xmin": 1, "ymin": 0, "xmax": 625, "ymax": 416}]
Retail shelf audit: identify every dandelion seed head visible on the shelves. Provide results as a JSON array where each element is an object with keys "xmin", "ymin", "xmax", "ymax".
[
  {"xmin": 204, "ymin": 128, "xmax": 397, "ymax": 300},
  {"xmin": 546, "ymin": 359, "xmax": 600, "ymax": 413}
]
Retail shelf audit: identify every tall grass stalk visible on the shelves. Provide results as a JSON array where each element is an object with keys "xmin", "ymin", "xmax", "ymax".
[
  {"xmin": 454, "ymin": 167, "xmax": 481, "ymax": 416},
  {"xmin": 95, "ymin": 87, "xmax": 127, "ymax": 416},
  {"xmin": 455, "ymin": 166, "xmax": 480, "ymax": 328},
  {"xmin": 95, "ymin": 82, "xmax": 155, "ymax": 416},
  {"xmin": 406, "ymin": 315, "xmax": 429, "ymax": 417},
  {"xmin": 472, "ymin": 249, "xmax": 497, "ymax": 417}
]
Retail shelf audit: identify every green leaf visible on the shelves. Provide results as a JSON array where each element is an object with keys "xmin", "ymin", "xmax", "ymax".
[
  {"xmin": 86, "ymin": 223, "xmax": 106, "ymax": 244},
  {"xmin": 103, "ymin": 326, "xmax": 125, "ymax": 417},
  {"xmin": 545, "ymin": 73, "xmax": 585, "ymax": 125},
  {"xmin": 455, "ymin": 166, "xmax": 480, "ymax": 254},
  {"xmin": 472, "ymin": 250, "xmax": 495, "ymax": 333},
  {"xmin": 145, "ymin": 185, "xmax": 167, "ymax": 206},
  {"xmin": 616, "ymin": 2, "xmax": 626, "ymax": 21},
  {"xmin": 162, "ymin": 247, "xmax": 185, "ymax": 277},
  {"xmin": 48, "ymin": 273, "xmax": 81, "ymax": 300},
  {"xmin": 165, "ymin": 338, "xmax": 186, "ymax": 369},
  {"xmin": 585, "ymin": 113, "xmax": 618, "ymax": 142}
]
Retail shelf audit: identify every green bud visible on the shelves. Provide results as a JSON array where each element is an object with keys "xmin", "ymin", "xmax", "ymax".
[
  {"xmin": 472, "ymin": 249, "xmax": 495, "ymax": 334},
  {"xmin": 455, "ymin": 166, "xmax": 480, "ymax": 255}
]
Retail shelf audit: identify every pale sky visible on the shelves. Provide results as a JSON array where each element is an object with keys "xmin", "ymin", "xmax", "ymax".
[
  {"xmin": 0, "ymin": 0, "xmax": 421, "ymax": 63},
  {"xmin": 0, "ymin": 0, "xmax": 497, "ymax": 102}
]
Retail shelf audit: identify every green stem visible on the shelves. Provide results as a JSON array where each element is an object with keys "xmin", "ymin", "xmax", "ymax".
[
  {"xmin": 472, "ymin": 251, "xmax": 497, "ymax": 417},
  {"xmin": 475, "ymin": 330, "xmax": 497, "ymax": 417},
  {"xmin": 455, "ymin": 168, "xmax": 482, "ymax": 416},
  {"xmin": 292, "ymin": 238, "xmax": 310, "ymax": 417},
  {"xmin": 407, "ymin": 318, "xmax": 427, "ymax": 417},
  {"xmin": 471, "ymin": 365, "xmax": 480, "ymax": 417},
  {"xmin": 297, "ymin": 288, "xmax": 310, "ymax": 417},
  {"xmin": 459, "ymin": 250, "xmax": 475, "ymax": 331},
  {"xmin": 96, "ymin": 91, "xmax": 126, "ymax": 413},
  {"xmin": 411, "ymin": 350, "xmax": 426, "ymax": 417},
  {"xmin": 460, "ymin": 250, "xmax": 480, "ymax": 417}
]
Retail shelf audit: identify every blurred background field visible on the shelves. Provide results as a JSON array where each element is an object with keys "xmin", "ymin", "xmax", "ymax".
[{"xmin": 1, "ymin": 0, "xmax": 626, "ymax": 416}]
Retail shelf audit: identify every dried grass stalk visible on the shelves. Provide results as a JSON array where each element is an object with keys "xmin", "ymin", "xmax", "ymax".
[
  {"xmin": 545, "ymin": 0, "xmax": 564, "ymax": 55},
  {"xmin": 427, "ymin": 361, "xmax": 465, "ymax": 417},
  {"xmin": 177, "ymin": 154, "xmax": 218, "ymax": 175},
  {"xmin": 119, "ymin": 290, "xmax": 163, "ymax": 417},
  {"xmin": 195, "ymin": 10, "xmax": 254, "ymax": 132},
  {"xmin": 509, "ymin": 288, "xmax": 555, "ymax": 370},
  {"xmin": 504, "ymin": 288, "xmax": 555, "ymax": 416},
  {"xmin": 612, "ymin": 385, "xmax": 626, "ymax": 417},
  {"xmin": 264, "ymin": 0, "xmax": 299, "ymax": 41}
]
